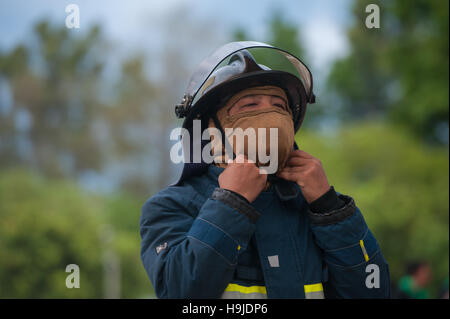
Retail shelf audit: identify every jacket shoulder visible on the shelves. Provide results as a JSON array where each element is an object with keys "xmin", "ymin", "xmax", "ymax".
[
  {"xmin": 142, "ymin": 184, "xmax": 194, "ymax": 212},
  {"xmin": 141, "ymin": 175, "xmax": 213, "ymax": 220}
]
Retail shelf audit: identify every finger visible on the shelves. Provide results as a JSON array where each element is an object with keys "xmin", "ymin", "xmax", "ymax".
[
  {"xmin": 277, "ymin": 170, "xmax": 306, "ymax": 187},
  {"xmin": 277, "ymin": 170, "xmax": 292, "ymax": 179},
  {"xmin": 279, "ymin": 165, "xmax": 307, "ymax": 174},
  {"xmin": 286, "ymin": 156, "xmax": 311, "ymax": 167},
  {"xmin": 234, "ymin": 154, "xmax": 246, "ymax": 163},
  {"xmin": 289, "ymin": 149, "xmax": 314, "ymax": 159},
  {"xmin": 277, "ymin": 170, "xmax": 299, "ymax": 182},
  {"xmin": 232, "ymin": 153, "xmax": 255, "ymax": 164}
]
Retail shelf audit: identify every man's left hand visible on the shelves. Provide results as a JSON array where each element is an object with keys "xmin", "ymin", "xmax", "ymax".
[{"xmin": 277, "ymin": 150, "xmax": 331, "ymax": 203}]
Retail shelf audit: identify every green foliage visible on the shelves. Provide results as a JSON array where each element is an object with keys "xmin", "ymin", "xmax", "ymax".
[
  {"xmin": 297, "ymin": 122, "xmax": 449, "ymax": 296},
  {"xmin": 0, "ymin": 169, "xmax": 154, "ymax": 298},
  {"xmin": 103, "ymin": 194, "xmax": 154, "ymax": 298},
  {"xmin": 386, "ymin": 0, "xmax": 449, "ymax": 143},
  {"xmin": 0, "ymin": 170, "xmax": 103, "ymax": 298},
  {"xmin": 328, "ymin": 0, "xmax": 449, "ymax": 144}
]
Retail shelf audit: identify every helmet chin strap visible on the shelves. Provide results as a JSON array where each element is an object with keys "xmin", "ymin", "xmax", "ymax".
[{"xmin": 210, "ymin": 112, "xmax": 237, "ymax": 162}]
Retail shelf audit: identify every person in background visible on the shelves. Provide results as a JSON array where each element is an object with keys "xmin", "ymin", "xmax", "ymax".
[
  {"xmin": 395, "ymin": 261, "xmax": 432, "ymax": 299},
  {"xmin": 438, "ymin": 276, "xmax": 448, "ymax": 299}
]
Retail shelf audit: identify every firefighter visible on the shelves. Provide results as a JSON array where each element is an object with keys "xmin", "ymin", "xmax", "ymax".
[{"xmin": 140, "ymin": 41, "xmax": 391, "ymax": 298}]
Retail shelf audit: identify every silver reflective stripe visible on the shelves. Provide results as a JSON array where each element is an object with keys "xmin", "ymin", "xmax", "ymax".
[
  {"xmin": 267, "ymin": 255, "xmax": 279, "ymax": 268},
  {"xmin": 221, "ymin": 291, "xmax": 268, "ymax": 299},
  {"xmin": 305, "ymin": 290, "xmax": 325, "ymax": 299}
]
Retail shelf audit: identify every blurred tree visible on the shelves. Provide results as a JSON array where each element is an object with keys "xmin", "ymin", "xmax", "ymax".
[
  {"xmin": 0, "ymin": 21, "xmax": 106, "ymax": 177},
  {"xmin": 327, "ymin": 0, "xmax": 449, "ymax": 144},
  {"xmin": 0, "ymin": 20, "xmax": 175, "ymax": 197},
  {"xmin": 103, "ymin": 193, "xmax": 155, "ymax": 298},
  {"xmin": 386, "ymin": 0, "xmax": 449, "ymax": 144},
  {"xmin": 298, "ymin": 122, "xmax": 449, "ymax": 297},
  {"xmin": 0, "ymin": 169, "xmax": 155, "ymax": 298},
  {"xmin": 327, "ymin": 0, "xmax": 392, "ymax": 120},
  {"xmin": 0, "ymin": 169, "xmax": 104, "ymax": 298},
  {"xmin": 101, "ymin": 55, "xmax": 160, "ymax": 197}
]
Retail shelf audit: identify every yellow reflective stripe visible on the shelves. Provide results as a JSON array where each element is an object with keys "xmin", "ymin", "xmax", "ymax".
[
  {"xmin": 360, "ymin": 240, "xmax": 369, "ymax": 262},
  {"xmin": 224, "ymin": 283, "xmax": 267, "ymax": 294},
  {"xmin": 304, "ymin": 283, "xmax": 323, "ymax": 293}
]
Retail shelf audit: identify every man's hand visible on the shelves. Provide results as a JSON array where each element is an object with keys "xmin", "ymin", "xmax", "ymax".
[
  {"xmin": 277, "ymin": 150, "xmax": 330, "ymax": 203},
  {"xmin": 219, "ymin": 154, "xmax": 267, "ymax": 203}
]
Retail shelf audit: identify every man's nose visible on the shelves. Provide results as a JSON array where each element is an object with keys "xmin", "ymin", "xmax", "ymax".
[{"xmin": 258, "ymin": 96, "xmax": 273, "ymax": 109}]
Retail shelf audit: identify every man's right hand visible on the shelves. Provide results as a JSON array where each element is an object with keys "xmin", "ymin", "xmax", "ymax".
[{"xmin": 218, "ymin": 154, "xmax": 267, "ymax": 203}]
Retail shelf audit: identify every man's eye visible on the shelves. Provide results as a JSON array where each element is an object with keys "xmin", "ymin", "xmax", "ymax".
[
  {"xmin": 274, "ymin": 103, "xmax": 285, "ymax": 109},
  {"xmin": 243, "ymin": 103, "xmax": 257, "ymax": 108}
]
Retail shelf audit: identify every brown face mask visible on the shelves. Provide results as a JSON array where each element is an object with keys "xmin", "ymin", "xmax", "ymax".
[{"xmin": 208, "ymin": 86, "xmax": 295, "ymax": 173}]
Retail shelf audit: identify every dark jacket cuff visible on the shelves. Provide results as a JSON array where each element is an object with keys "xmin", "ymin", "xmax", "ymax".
[
  {"xmin": 309, "ymin": 186, "xmax": 345, "ymax": 214},
  {"xmin": 211, "ymin": 188, "xmax": 260, "ymax": 223},
  {"xmin": 308, "ymin": 194, "xmax": 356, "ymax": 226}
]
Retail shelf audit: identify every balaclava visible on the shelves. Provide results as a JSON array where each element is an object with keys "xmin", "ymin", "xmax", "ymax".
[{"xmin": 208, "ymin": 85, "xmax": 295, "ymax": 173}]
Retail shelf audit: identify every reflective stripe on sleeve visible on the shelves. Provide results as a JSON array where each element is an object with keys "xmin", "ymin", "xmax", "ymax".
[
  {"xmin": 221, "ymin": 283, "xmax": 267, "ymax": 299},
  {"xmin": 304, "ymin": 283, "xmax": 324, "ymax": 299},
  {"xmin": 360, "ymin": 240, "xmax": 370, "ymax": 262}
]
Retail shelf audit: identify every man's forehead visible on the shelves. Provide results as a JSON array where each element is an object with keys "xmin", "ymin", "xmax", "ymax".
[
  {"xmin": 237, "ymin": 93, "xmax": 286, "ymax": 101},
  {"xmin": 228, "ymin": 86, "xmax": 288, "ymax": 105}
]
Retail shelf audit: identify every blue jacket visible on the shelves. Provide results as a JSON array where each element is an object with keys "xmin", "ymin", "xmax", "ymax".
[{"xmin": 140, "ymin": 165, "xmax": 391, "ymax": 298}]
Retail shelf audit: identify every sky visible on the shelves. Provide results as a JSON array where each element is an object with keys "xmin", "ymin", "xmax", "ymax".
[{"xmin": 0, "ymin": 0, "xmax": 354, "ymax": 74}]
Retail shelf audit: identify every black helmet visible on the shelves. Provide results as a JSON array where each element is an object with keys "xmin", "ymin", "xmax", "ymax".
[
  {"xmin": 175, "ymin": 41, "xmax": 315, "ymax": 132},
  {"xmin": 172, "ymin": 41, "xmax": 315, "ymax": 186}
]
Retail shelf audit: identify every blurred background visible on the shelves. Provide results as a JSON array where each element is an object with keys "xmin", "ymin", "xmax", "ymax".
[{"xmin": 0, "ymin": 0, "xmax": 448, "ymax": 298}]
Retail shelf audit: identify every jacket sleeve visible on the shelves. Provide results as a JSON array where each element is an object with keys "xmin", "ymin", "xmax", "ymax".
[
  {"xmin": 308, "ymin": 193, "xmax": 391, "ymax": 299},
  {"xmin": 140, "ymin": 186, "xmax": 259, "ymax": 298}
]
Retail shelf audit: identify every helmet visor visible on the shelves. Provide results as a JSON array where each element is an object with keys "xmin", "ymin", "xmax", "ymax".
[{"xmin": 186, "ymin": 41, "xmax": 314, "ymax": 107}]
